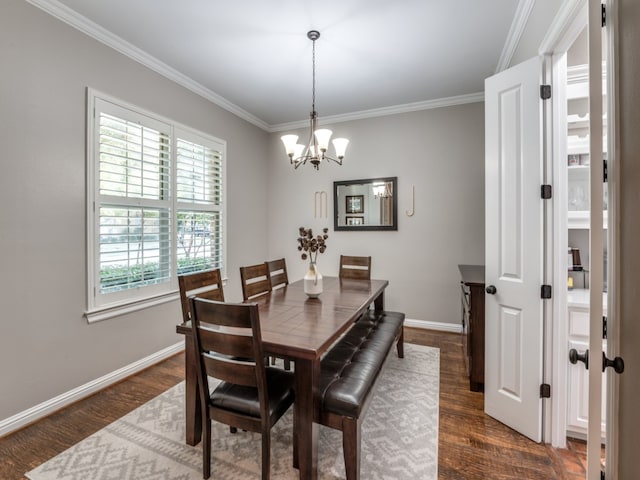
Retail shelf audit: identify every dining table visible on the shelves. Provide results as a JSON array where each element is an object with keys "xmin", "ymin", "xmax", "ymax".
[{"xmin": 176, "ymin": 275, "xmax": 388, "ymax": 480}]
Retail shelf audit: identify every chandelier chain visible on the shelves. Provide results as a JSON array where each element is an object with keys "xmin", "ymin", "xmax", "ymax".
[{"xmin": 311, "ymin": 37, "xmax": 316, "ymax": 113}]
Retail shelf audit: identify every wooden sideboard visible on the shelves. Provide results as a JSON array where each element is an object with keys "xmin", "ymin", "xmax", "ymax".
[{"xmin": 459, "ymin": 264, "xmax": 485, "ymax": 392}]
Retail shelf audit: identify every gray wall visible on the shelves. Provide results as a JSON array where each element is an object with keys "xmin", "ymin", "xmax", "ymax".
[
  {"xmin": 266, "ymin": 104, "xmax": 485, "ymax": 324},
  {"xmin": 0, "ymin": 0, "xmax": 268, "ymax": 420}
]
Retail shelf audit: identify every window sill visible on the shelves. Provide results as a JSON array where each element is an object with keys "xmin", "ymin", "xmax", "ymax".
[{"xmin": 85, "ymin": 291, "xmax": 179, "ymax": 323}]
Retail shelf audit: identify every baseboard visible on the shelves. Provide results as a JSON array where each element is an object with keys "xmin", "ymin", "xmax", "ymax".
[
  {"xmin": 0, "ymin": 342, "xmax": 184, "ymax": 438},
  {"xmin": 404, "ymin": 318, "xmax": 462, "ymax": 333}
]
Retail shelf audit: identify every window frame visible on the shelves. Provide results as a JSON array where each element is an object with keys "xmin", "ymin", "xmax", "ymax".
[{"xmin": 86, "ymin": 88, "xmax": 227, "ymax": 322}]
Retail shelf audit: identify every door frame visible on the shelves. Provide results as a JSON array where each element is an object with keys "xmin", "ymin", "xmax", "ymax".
[
  {"xmin": 538, "ymin": 0, "xmax": 588, "ymax": 449},
  {"xmin": 538, "ymin": 4, "xmax": 619, "ymax": 477}
]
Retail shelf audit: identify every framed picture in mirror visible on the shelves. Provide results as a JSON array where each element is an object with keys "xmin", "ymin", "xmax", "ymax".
[{"xmin": 345, "ymin": 195, "xmax": 364, "ymax": 214}]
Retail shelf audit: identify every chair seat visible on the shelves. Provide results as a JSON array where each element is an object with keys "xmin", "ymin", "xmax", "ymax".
[{"xmin": 211, "ymin": 367, "xmax": 294, "ymax": 419}]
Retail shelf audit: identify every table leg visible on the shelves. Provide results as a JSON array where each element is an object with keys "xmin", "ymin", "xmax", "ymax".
[
  {"xmin": 184, "ymin": 335, "xmax": 201, "ymax": 446},
  {"xmin": 374, "ymin": 289, "xmax": 385, "ymax": 311},
  {"xmin": 294, "ymin": 358, "xmax": 318, "ymax": 480}
]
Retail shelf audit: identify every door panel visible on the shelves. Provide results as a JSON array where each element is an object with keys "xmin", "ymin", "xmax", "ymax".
[
  {"xmin": 498, "ymin": 306, "xmax": 522, "ymax": 399},
  {"xmin": 485, "ymin": 56, "xmax": 544, "ymax": 442}
]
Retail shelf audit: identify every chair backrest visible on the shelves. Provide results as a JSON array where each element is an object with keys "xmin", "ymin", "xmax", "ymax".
[
  {"xmin": 265, "ymin": 258, "xmax": 289, "ymax": 290},
  {"xmin": 240, "ymin": 263, "xmax": 272, "ymax": 301},
  {"xmin": 339, "ymin": 255, "xmax": 372, "ymax": 280},
  {"xmin": 189, "ymin": 298, "xmax": 268, "ymax": 416},
  {"xmin": 178, "ymin": 269, "xmax": 225, "ymax": 322}
]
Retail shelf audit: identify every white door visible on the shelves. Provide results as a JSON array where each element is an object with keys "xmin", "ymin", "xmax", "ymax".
[
  {"xmin": 586, "ymin": 2, "xmax": 605, "ymax": 478},
  {"xmin": 484, "ymin": 56, "xmax": 545, "ymax": 442}
]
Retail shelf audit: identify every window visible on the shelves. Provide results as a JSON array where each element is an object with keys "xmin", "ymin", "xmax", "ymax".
[{"xmin": 87, "ymin": 90, "xmax": 225, "ymax": 320}]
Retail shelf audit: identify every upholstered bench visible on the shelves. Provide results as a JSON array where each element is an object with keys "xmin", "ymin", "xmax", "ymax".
[{"xmin": 318, "ymin": 310, "xmax": 405, "ymax": 480}]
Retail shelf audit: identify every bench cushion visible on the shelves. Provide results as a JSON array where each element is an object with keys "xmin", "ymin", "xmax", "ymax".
[{"xmin": 319, "ymin": 311, "xmax": 404, "ymax": 418}]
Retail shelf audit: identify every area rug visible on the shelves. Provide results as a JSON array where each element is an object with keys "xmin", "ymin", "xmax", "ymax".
[{"xmin": 26, "ymin": 343, "xmax": 439, "ymax": 480}]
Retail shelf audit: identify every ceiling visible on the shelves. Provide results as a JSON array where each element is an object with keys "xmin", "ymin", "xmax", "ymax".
[{"xmin": 37, "ymin": 0, "xmax": 528, "ymax": 130}]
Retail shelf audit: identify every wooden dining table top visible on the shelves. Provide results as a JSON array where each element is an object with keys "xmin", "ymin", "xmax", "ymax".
[{"xmin": 176, "ymin": 276, "xmax": 388, "ymax": 360}]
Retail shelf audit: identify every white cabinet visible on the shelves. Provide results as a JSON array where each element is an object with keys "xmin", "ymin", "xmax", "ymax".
[{"xmin": 566, "ymin": 292, "xmax": 607, "ymax": 439}]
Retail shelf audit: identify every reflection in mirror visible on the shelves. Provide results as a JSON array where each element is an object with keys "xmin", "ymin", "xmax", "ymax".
[{"xmin": 333, "ymin": 177, "xmax": 397, "ymax": 231}]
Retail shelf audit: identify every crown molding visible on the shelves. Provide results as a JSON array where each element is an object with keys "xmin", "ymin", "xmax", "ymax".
[
  {"xmin": 268, "ymin": 92, "xmax": 485, "ymax": 132},
  {"xmin": 495, "ymin": 0, "xmax": 535, "ymax": 72},
  {"xmin": 538, "ymin": 0, "xmax": 586, "ymax": 55},
  {"xmin": 25, "ymin": 0, "xmax": 271, "ymax": 131}
]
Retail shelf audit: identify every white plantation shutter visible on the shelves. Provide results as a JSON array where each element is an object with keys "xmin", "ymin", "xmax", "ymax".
[
  {"xmin": 175, "ymin": 133, "xmax": 224, "ymax": 275},
  {"xmin": 87, "ymin": 91, "xmax": 226, "ymax": 316},
  {"xmin": 98, "ymin": 113, "xmax": 170, "ymax": 199},
  {"xmin": 176, "ymin": 138, "xmax": 222, "ymax": 204}
]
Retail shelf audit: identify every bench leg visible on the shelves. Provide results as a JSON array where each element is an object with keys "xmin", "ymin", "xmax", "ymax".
[
  {"xmin": 342, "ymin": 416, "xmax": 361, "ymax": 480},
  {"xmin": 396, "ymin": 326, "xmax": 405, "ymax": 358}
]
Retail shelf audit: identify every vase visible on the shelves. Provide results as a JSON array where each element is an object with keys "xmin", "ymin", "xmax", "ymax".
[{"xmin": 303, "ymin": 261, "xmax": 323, "ymax": 298}]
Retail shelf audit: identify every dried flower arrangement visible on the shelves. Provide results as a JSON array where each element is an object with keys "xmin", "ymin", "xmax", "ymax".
[{"xmin": 297, "ymin": 227, "xmax": 329, "ymax": 264}]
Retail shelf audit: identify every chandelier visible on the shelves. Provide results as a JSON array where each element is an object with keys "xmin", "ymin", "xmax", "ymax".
[
  {"xmin": 281, "ymin": 30, "xmax": 349, "ymax": 171},
  {"xmin": 372, "ymin": 182, "xmax": 391, "ymax": 198}
]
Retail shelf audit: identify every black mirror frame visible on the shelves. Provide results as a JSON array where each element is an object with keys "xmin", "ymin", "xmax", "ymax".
[{"xmin": 333, "ymin": 177, "xmax": 398, "ymax": 231}]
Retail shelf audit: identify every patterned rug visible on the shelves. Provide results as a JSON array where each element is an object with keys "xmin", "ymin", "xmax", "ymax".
[{"xmin": 26, "ymin": 343, "xmax": 439, "ymax": 480}]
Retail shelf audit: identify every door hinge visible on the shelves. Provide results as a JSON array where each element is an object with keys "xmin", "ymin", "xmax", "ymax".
[
  {"xmin": 603, "ymin": 158, "xmax": 608, "ymax": 182},
  {"xmin": 540, "ymin": 383, "xmax": 551, "ymax": 398},
  {"xmin": 603, "ymin": 316, "xmax": 608, "ymax": 339},
  {"xmin": 541, "ymin": 184, "xmax": 552, "ymax": 199},
  {"xmin": 602, "ymin": 4, "xmax": 606, "ymax": 27},
  {"xmin": 540, "ymin": 84, "xmax": 551, "ymax": 100},
  {"xmin": 541, "ymin": 285, "xmax": 552, "ymax": 299}
]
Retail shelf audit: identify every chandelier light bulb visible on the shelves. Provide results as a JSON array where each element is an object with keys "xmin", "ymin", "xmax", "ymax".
[
  {"xmin": 314, "ymin": 129, "xmax": 333, "ymax": 151},
  {"xmin": 332, "ymin": 138, "xmax": 349, "ymax": 159},
  {"xmin": 281, "ymin": 135, "xmax": 299, "ymax": 158},
  {"xmin": 293, "ymin": 144, "xmax": 305, "ymax": 160}
]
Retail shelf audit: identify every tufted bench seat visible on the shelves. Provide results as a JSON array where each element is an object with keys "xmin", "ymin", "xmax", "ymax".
[{"xmin": 318, "ymin": 310, "xmax": 404, "ymax": 480}]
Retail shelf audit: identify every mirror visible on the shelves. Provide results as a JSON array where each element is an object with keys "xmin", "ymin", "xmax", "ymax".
[{"xmin": 333, "ymin": 177, "xmax": 397, "ymax": 231}]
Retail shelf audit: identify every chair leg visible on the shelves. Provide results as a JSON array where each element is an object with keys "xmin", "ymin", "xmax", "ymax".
[
  {"xmin": 292, "ymin": 406, "xmax": 298, "ymax": 469},
  {"xmin": 343, "ymin": 417, "xmax": 361, "ymax": 480},
  {"xmin": 396, "ymin": 327, "xmax": 404, "ymax": 358},
  {"xmin": 262, "ymin": 430, "xmax": 271, "ymax": 480},
  {"xmin": 284, "ymin": 359, "xmax": 291, "ymax": 371},
  {"xmin": 203, "ymin": 418, "xmax": 212, "ymax": 479}
]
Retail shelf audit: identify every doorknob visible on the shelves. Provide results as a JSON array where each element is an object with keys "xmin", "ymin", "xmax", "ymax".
[
  {"xmin": 485, "ymin": 285, "xmax": 497, "ymax": 295},
  {"xmin": 602, "ymin": 352, "xmax": 624, "ymax": 374},
  {"xmin": 569, "ymin": 348, "xmax": 589, "ymax": 369}
]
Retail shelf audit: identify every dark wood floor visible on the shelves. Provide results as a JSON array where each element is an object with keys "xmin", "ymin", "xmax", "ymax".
[{"xmin": 0, "ymin": 328, "xmax": 586, "ymax": 479}]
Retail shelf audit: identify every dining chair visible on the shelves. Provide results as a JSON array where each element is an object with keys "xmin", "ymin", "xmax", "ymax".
[
  {"xmin": 178, "ymin": 269, "xmax": 225, "ymax": 322},
  {"xmin": 240, "ymin": 263, "xmax": 272, "ymax": 300},
  {"xmin": 178, "ymin": 269, "xmax": 241, "ymax": 434},
  {"xmin": 264, "ymin": 258, "xmax": 292, "ymax": 370},
  {"xmin": 189, "ymin": 297, "xmax": 296, "ymax": 480},
  {"xmin": 265, "ymin": 258, "xmax": 289, "ymax": 290},
  {"xmin": 240, "ymin": 263, "xmax": 289, "ymax": 369},
  {"xmin": 339, "ymin": 255, "xmax": 372, "ymax": 280}
]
